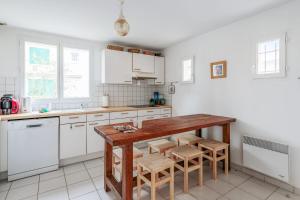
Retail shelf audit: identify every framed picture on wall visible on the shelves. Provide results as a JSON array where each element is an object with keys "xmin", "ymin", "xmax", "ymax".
[{"xmin": 210, "ymin": 60, "xmax": 227, "ymax": 79}]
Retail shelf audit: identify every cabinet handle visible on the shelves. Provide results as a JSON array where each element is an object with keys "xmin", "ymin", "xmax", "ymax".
[
  {"xmin": 94, "ymin": 114, "xmax": 103, "ymax": 117},
  {"xmin": 147, "ymin": 117, "xmax": 154, "ymax": 119},
  {"xmin": 69, "ymin": 116, "xmax": 79, "ymax": 119},
  {"xmin": 146, "ymin": 110, "xmax": 154, "ymax": 113},
  {"xmin": 74, "ymin": 124, "xmax": 85, "ymax": 128},
  {"xmin": 121, "ymin": 112, "xmax": 129, "ymax": 115},
  {"xmin": 89, "ymin": 123, "xmax": 98, "ymax": 126},
  {"xmin": 133, "ymin": 68, "xmax": 141, "ymax": 71},
  {"xmin": 156, "ymin": 82, "xmax": 162, "ymax": 83},
  {"xmin": 124, "ymin": 80, "xmax": 132, "ymax": 83},
  {"xmin": 26, "ymin": 124, "xmax": 42, "ymax": 128}
]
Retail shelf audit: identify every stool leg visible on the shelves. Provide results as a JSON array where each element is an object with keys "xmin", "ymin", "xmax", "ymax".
[
  {"xmin": 213, "ymin": 150, "xmax": 217, "ymax": 180},
  {"xmin": 151, "ymin": 172, "xmax": 156, "ymax": 200},
  {"xmin": 148, "ymin": 146, "xmax": 152, "ymax": 154},
  {"xmin": 225, "ymin": 147, "xmax": 229, "ymax": 176},
  {"xmin": 112, "ymin": 155, "xmax": 115, "ymax": 177},
  {"xmin": 198, "ymin": 155, "xmax": 203, "ymax": 186},
  {"xmin": 184, "ymin": 158, "xmax": 189, "ymax": 193},
  {"xmin": 170, "ymin": 166, "xmax": 174, "ymax": 200},
  {"xmin": 137, "ymin": 165, "xmax": 141, "ymax": 200}
]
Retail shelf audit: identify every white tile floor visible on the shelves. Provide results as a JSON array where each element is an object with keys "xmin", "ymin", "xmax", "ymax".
[{"xmin": 0, "ymin": 157, "xmax": 299, "ymax": 200}]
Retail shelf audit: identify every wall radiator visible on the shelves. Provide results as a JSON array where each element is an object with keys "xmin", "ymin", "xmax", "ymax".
[{"xmin": 242, "ymin": 136, "xmax": 289, "ymax": 182}]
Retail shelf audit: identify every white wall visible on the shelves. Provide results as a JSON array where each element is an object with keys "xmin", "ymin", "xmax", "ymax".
[{"xmin": 164, "ymin": 0, "xmax": 300, "ymax": 188}]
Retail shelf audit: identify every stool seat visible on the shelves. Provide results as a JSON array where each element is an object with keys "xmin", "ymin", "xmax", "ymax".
[
  {"xmin": 198, "ymin": 139, "xmax": 229, "ymax": 150},
  {"xmin": 148, "ymin": 139, "xmax": 177, "ymax": 156},
  {"xmin": 177, "ymin": 134, "xmax": 203, "ymax": 146},
  {"xmin": 171, "ymin": 145, "xmax": 203, "ymax": 158},
  {"xmin": 137, "ymin": 154, "xmax": 175, "ymax": 173}
]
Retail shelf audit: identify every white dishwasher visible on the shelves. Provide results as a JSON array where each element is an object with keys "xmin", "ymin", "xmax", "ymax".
[{"xmin": 8, "ymin": 117, "xmax": 59, "ymax": 181}]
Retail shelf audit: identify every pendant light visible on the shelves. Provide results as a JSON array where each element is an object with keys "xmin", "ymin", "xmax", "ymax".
[{"xmin": 114, "ymin": 0, "xmax": 130, "ymax": 36}]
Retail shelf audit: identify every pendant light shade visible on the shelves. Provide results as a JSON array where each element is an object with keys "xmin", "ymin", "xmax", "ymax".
[{"xmin": 115, "ymin": 0, "xmax": 129, "ymax": 36}]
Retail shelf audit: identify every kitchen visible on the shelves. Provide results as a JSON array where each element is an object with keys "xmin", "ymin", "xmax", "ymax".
[{"xmin": 0, "ymin": 0, "xmax": 300, "ymax": 200}]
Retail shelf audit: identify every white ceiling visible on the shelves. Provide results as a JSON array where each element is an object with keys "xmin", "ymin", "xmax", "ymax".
[{"xmin": 0, "ymin": 0, "xmax": 291, "ymax": 49}]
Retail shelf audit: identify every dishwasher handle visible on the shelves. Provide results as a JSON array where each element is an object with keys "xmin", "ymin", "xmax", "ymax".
[{"xmin": 26, "ymin": 124, "xmax": 43, "ymax": 128}]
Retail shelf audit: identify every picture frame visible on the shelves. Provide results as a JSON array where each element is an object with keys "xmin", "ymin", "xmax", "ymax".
[{"xmin": 210, "ymin": 60, "xmax": 227, "ymax": 79}]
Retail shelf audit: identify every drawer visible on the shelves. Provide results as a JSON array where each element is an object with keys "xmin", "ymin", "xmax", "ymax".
[
  {"xmin": 60, "ymin": 115, "xmax": 86, "ymax": 124},
  {"xmin": 110, "ymin": 117, "xmax": 137, "ymax": 125},
  {"xmin": 110, "ymin": 111, "xmax": 137, "ymax": 119},
  {"xmin": 138, "ymin": 109, "xmax": 161, "ymax": 117},
  {"xmin": 160, "ymin": 108, "xmax": 172, "ymax": 115},
  {"xmin": 158, "ymin": 114, "xmax": 171, "ymax": 119},
  {"xmin": 87, "ymin": 113, "xmax": 109, "ymax": 122},
  {"xmin": 139, "ymin": 115, "xmax": 158, "ymax": 121}
]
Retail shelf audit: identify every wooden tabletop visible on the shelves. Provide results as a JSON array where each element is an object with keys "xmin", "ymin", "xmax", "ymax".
[{"xmin": 94, "ymin": 114, "xmax": 236, "ymax": 146}]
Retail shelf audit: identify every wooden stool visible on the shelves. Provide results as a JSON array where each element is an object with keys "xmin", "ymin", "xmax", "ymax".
[
  {"xmin": 171, "ymin": 146, "xmax": 203, "ymax": 192},
  {"xmin": 148, "ymin": 139, "xmax": 177, "ymax": 156},
  {"xmin": 177, "ymin": 134, "xmax": 203, "ymax": 146},
  {"xmin": 197, "ymin": 139, "xmax": 229, "ymax": 180},
  {"xmin": 112, "ymin": 147, "xmax": 144, "ymax": 177},
  {"xmin": 136, "ymin": 154, "xmax": 175, "ymax": 200}
]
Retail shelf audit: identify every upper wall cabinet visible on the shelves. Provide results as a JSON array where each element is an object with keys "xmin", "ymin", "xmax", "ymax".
[
  {"xmin": 154, "ymin": 56, "xmax": 165, "ymax": 85},
  {"xmin": 132, "ymin": 53, "xmax": 155, "ymax": 73},
  {"xmin": 101, "ymin": 49, "xmax": 133, "ymax": 84}
]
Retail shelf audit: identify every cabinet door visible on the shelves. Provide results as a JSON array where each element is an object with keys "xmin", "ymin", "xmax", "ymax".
[
  {"xmin": 133, "ymin": 53, "xmax": 154, "ymax": 73},
  {"xmin": 87, "ymin": 120, "xmax": 109, "ymax": 154},
  {"xmin": 102, "ymin": 49, "xmax": 132, "ymax": 84},
  {"xmin": 60, "ymin": 123, "xmax": 86, "ymax": 159},
  {"xmin": 154, "ymin": 56, "xmax": 165, "ymax": 85}
]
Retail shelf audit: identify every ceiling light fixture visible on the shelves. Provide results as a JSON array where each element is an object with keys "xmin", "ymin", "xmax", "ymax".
[{"xmin": 114, "ymin": 0, "xmax": 129, "ymax": 36}]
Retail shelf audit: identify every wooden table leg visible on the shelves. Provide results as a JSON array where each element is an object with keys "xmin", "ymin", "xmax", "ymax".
[
  {"xmin": 104, "ymin": 142, "xmax": 112, "ymax": 192},
  {"xmin": 222, "ymin": 123, "xmax": 231, "ymax": 170},
  {"xmin": 121, "ymin": 144, "xmax": 133, "ymax": 200},
  {"xmin": 196, "ymin": 129, "xmax": 202, "ymax": 137}
]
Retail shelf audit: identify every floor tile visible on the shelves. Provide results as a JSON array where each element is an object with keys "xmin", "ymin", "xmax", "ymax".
[
  {"xmin": 175, "ymin": 193, "xmax": 198, "ymax": 200},
  {"xmin": 217, "ymin": 197, "xmax": 230, "ymax": 200},
  {"xmin": 38, "ymin": 187, "xmax": 69, "ymax": 200},
  {"xmin": 40, "ymin": 169, "xmax": 64, "ymax": 182},
  {"xmin": 133, "ymin": 188, "xmax": 165, "ymax": 200},
  {"xmin": 64, "ymin": 163, "xmax": 86, "ymax": 175},
  {"xmin": 0, "ymin": 181, "xmax": 11, "ymax": 192},
  {"xmin": 68, "ymin": 180, "xmax": 96, "ymax": 199},
  {"xmin": 39, "ymin": 176, "xmax": 66, "ymax": 194},
  {"xmin": 11, "ymin": 176, "xmax": 39, "ymax": 189},
  {"xmin": 0, "ymin": 191, "xmax": 7, "ymax": 200},
  {"xmin": 98, "ymin": 189, "xmax": 117, "ymax": 200},
  {"xmin": 92, "ymin": 176, "xmax": 104, "ymax": 190},
  {"xmin": 239, "ymin": 177, "xmax": 278, "ymax": 200},
  {"xmin": 189, "ymin": 185, "xmax": 221, "ymax": 200},
  {"xmin": 205, "ymin": 179, "xmax": 234, "ymax": 195},
  {"xmin": 66, "ymin": 170, "xmax": 90, "ymax": 185},
  {"xmin": 267, "ymin": 189, "xmax": 300, "ymax": 200},
  {"xmin": 225, "ymin": 188, "xmax": 260, "ymax": 200},
  {"xmin": 219, "ymin": 169, "xmax": 251, "ymax": 186},
  {"xmin": 84, "ymin": 158, "xmax": 103, "ymax": 169},
  {"xmin": 87, "ymin": 166, "xmax": 104, "ymax": 178},
  {"xmin": 22, "ymin": 196, "xmax": 37, "ymax": 200},
  {"xmin": 6, "ymin": 183, "xmax": 38, "ymax": 200}
]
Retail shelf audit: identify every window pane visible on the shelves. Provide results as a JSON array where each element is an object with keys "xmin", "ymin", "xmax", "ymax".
[
  {"xmin": 257, "ymin": 53, "xmax": 266, "ymax": 74},
  {"xmin": 266, "ymin": 51, "xmax": 276, "ymax": 72},
  {"xmin": 63, "ymin": 47, "xmax": 89, "ymax": 98},
  {"xmin": 25, "ymin": 41, "xmax": 58, "ymax": 99},
  {"xmin": 183, "ymin": 59, "xmax": 192, "ymax": 82}
]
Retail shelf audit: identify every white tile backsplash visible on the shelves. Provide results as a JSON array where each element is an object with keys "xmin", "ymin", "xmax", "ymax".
[{"xmin": 0, "ymin": 76, "xmax": 172, "ymax": 111}]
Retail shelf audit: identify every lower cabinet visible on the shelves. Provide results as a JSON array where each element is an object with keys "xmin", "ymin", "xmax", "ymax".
[
  {"xmin": 60, "ymin": 122, "xmax": 87, "ymax": 159},
  {"xmin": 87, "ymin": 120, "xmax": 109, "ymax": 154}
]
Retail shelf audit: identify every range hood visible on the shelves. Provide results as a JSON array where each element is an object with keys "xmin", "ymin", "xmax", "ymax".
[{"xmin": 132, "ymin": 72, "xmax": 157, "ymax": 80}]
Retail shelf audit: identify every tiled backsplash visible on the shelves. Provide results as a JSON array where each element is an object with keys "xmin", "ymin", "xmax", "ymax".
[{"xmin": 0, "ymin": 77, "xmax": 172, "ymax": 111}]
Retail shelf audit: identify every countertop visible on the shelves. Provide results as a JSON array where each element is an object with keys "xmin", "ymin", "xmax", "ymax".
[{"xmin": 0, "ymin": 105, "xmax": 172, "ymax": 121}]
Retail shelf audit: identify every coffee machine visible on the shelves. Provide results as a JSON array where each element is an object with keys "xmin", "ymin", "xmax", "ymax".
[{"xmin": 0, "ymin": 94, "xmax": 20, "ymax": 115}]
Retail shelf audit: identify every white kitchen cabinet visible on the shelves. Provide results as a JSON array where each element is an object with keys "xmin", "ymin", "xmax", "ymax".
[
  {"xmin": 101, "ymin": 49, "xmax": 133, "ymax": 84},
  {"xmin": 60, "ymin": 123, "xmax": 87, "ymax": 159},
  {"xmin": 154, "ymin": 56, "xmax": 165, "ymax": 85},
  {"xmin": 87, "ymin": 120, "xmax": 109, "ymax": 154},
  {"xmin": 133, "ymin": 53, "xmax": 155, "ymax": 73}
]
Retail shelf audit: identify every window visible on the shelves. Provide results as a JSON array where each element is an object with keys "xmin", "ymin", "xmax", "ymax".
[
  {"xmin": 254, "ymin": 33, "xmax": 286, "ymax": 78},
  {"xmin": 63, "ymin": 48, "xmax": 90, "ymax": 98},
  {"xmin": 23, "ymin": 40, "xmax": 91, "ymax": 100},
  {"xmin": 182, "ymin": 57, "xmax": 194, "ymax": 83},
  {"xmin": 24, "ymin": 41, "xmax": 58, "ymax": 99}
]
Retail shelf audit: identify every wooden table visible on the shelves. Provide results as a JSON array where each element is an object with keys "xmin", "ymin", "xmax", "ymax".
[{"xmin": 95, "ymin": 114, "xmax": 236, "ymax": 200}]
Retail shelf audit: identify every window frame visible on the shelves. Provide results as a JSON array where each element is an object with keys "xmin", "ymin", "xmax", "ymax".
[
  {"xmin": 181, "ymin": 56, "xmax": 195, "ymax": 84},
  {"xmin": 20, "ymin": 36, "xmax": 93, "ymax": 103},
  {"xmin": 252, "ymin": 33, "xmax": 287, "ymax": 79}
]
